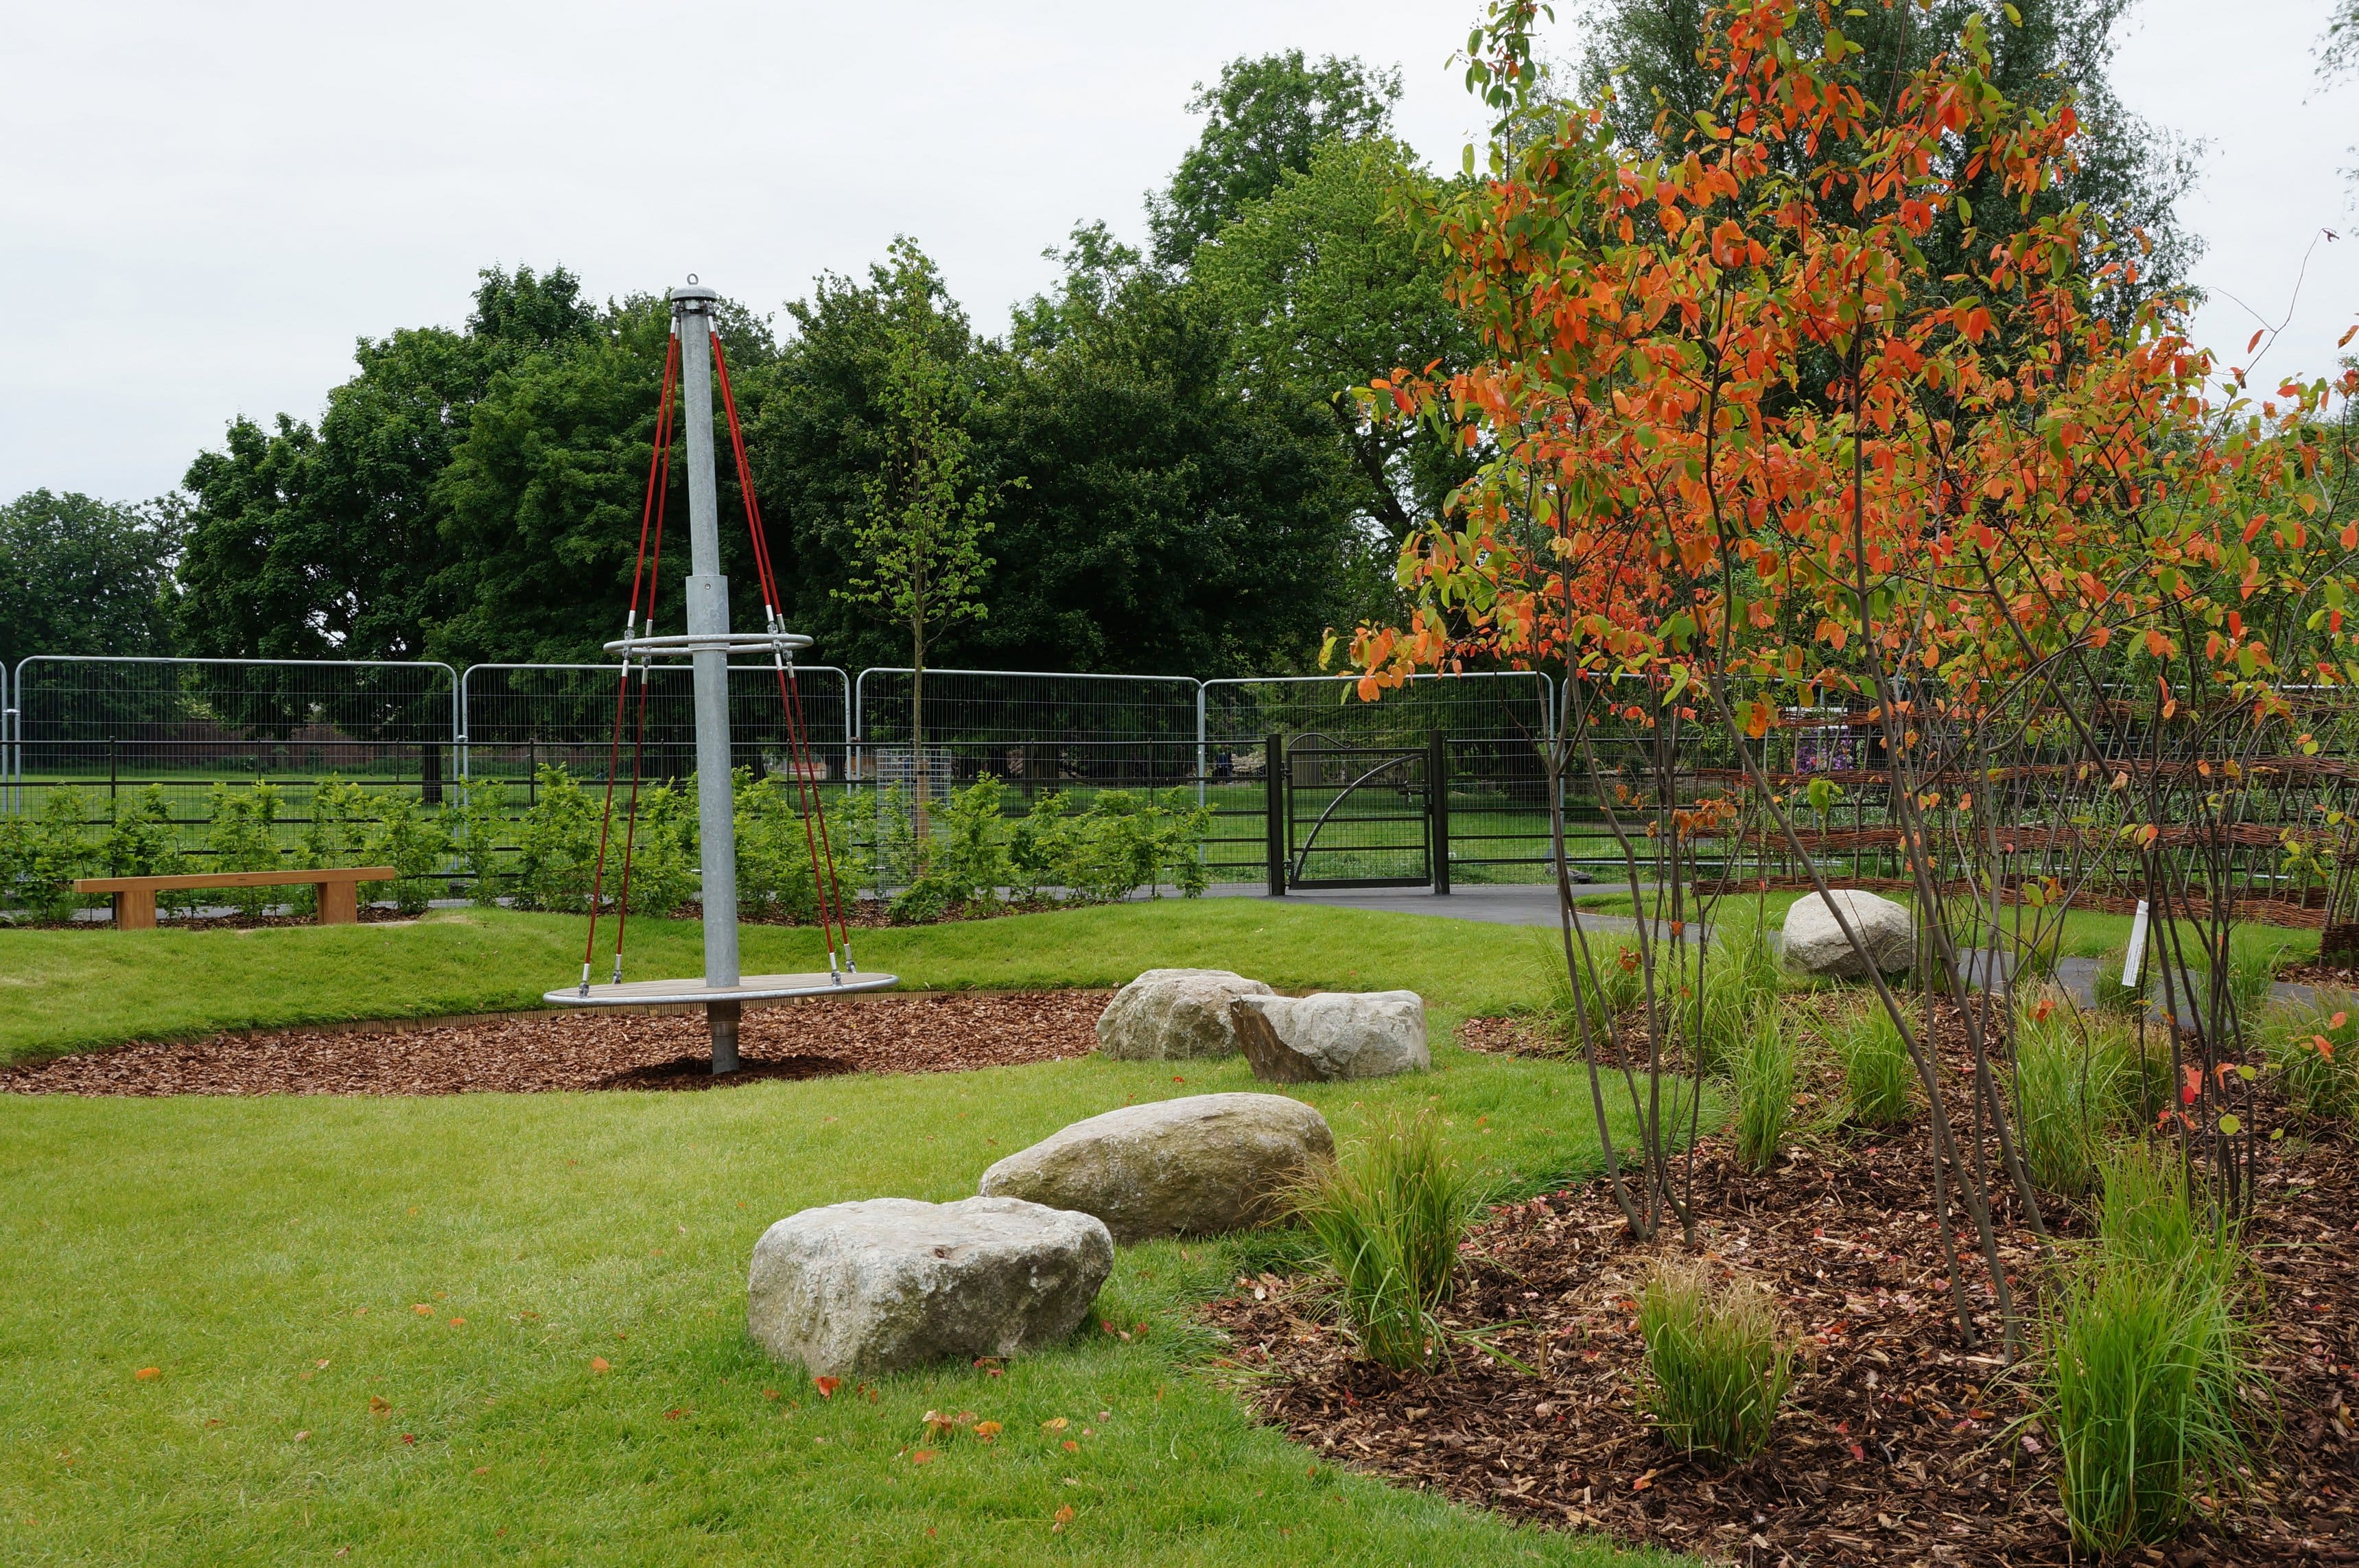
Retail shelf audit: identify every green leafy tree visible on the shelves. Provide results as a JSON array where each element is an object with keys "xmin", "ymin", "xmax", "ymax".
[
  {"xmin": 985, "ymin": 229, "xmax": 1357, "ymax": 674},
  {"xmin": 434, "ymin": 292, "xmax": 778, "ymax": 665},
  {"xmin": 178, "ymin": 266, "xmax": 596, "ymax": 662},
  {"xmin": 1191, "ymin": 137, "xmax": 1481, "ymax": 632},
  {"xmin": 1150, "ymin": 51, "xmax": 1402, "ymax": 265},
  {"xmin": 1571, "ymin": 0, "xmax": 2202, "ymax": 323},
  {"xmin": 0, "ymin": 490, "xmax": 183, "ymax": 668},
  {"xmin": 834, "ymin": 240, "xmax": 1005, "ymax": 840}
]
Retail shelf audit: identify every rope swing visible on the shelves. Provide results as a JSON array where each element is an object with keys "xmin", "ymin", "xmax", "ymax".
[{"xmin": 552, "ymin": 292, "xmax": 891, "ymax": 1051}]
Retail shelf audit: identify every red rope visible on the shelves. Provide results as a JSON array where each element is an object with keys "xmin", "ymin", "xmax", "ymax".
[
  {"xmin": 710, "ymin": 335, "xmax": 855, "ymax": 968},
  {"xmin": 608, "ymin": 338, "xmax": 679, "ymax": 971},
  {"xmin": 580, "ymin": 327, "xmax": 679, "ymax": 986}
]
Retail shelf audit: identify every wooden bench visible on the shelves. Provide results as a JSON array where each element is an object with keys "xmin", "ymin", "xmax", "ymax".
[{"xmin": 71, "ymin": 867, "xmax": 399, "ymax": 930}]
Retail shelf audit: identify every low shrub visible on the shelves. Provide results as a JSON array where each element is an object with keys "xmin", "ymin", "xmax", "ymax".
[
  {"xmin": 451, "ymin": 778, "xmax": 509, "ymax": 906},
  {"xmin": 2043, "ymin": 1147, "xmax": 2257, "ymax": 1556},
  {"xmin": 294, "ymin": 778, "xmax": 374, "ymax": 917},
  {"xmin": 736, "ymin": 770, "xmax": 867, "ymax": 922},
  {"xmin": 202, "ymin": 782, "xmax": 285, "ymax": 920},
  {"xmin": 2264, "ymin": 1004, "xmax": 2359, "ymax": 1125},
  {"xmin": 1637, "ymin": 1259, "xmax": 1795, "ymax": 1460},
  {"xmin": 102, "ymin": 785, "xmax": 192, "ymax": 914},
  {"xmin": 1835, "ymin": 1002, "xmax": 1914, "ymax": 1127},
  {"xmin": 882, "ymin": 777, "xmax": 1212, "ymax": 919},
  {"xmin": 1052, "ymin": 787, "xmax": 1213, "ymax": 903},
  {"xmin": 0, "ymin": 789, "xmax": 95, "ymax": 922},
  {"xmin": 1291, "ymin": 1111, "xmax": 1483, "ymax": 1370},
  {"xmin": 1732, "ymin": 1007, "xmax": 1797, "ymax": 1172},
  {"xmin": 360, "ymin": 794, "xmax": 456, "ymax": 915},
  {"xmin": 607, "ymin": 782, "xmax": 696, "ymax": 920},
  {"xmin": 511, "ymin": 766, "xmax": 600, "ymax": 913}
]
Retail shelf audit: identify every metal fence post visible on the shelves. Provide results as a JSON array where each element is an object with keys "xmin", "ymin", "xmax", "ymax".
[
  {"xmin": 1429, "ymin": 728, "xmax": 1451, "ymax": 896},
  {"xmin": 1265, "ymin": 732, "xmax": 1287, "ymax": 896}
]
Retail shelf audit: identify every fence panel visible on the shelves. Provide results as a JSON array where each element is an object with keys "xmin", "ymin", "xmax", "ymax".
[
  {"xmin": 10, "ymin": 656, "xmax": 460, "ymax": 855},
  {"xmin": 1201, "ymin": 672, "xmax": 1554, "ymax": 884},
  {"xmin": 460, "ymin": 664, "xmax": 852, "ymax": 788},
  {"xmin": 852, "ymin": 667, "xmax": 1201, "ymax": 798}
]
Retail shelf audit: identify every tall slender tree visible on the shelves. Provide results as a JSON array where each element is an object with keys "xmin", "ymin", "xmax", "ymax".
[{"xmin": 834, "ymin": 241, "xmax": 1004, "ymax": 841}]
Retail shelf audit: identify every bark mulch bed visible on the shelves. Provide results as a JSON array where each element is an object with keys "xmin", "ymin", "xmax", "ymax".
[
  {"xmin": 2275, "ymin": 960, "xmax": 2359, "ymax": 992},
  {"xmin": 0, "ymin": 990, "xmax": 1109, "ymax": 1097},
  {"xmin": 1212, "ymin": 1013, "xmax": 2359, "ymax": 1566}
]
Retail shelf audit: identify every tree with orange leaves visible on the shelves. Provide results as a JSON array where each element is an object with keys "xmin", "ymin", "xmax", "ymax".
[{"xmin": 1352, "ymin": 0, "xmax": 2359, "ymax": 1340}]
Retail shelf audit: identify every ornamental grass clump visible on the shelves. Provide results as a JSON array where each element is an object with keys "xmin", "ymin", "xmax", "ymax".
[
  {"xmin": 1835, "ymin": 1003, "xmax": 1914, "ymax": 1128},
  {"xmin": 1731, "ymin": 1007, "xmax": 1796, "ymax": 1172},
  {"xmin": 2043, "ymin": 1147, "xmax": 2259, "ymax": 1556},
  {"xmin": 1637, "ymin": 1259, "xmax": 1794, "ymax": 1460},
  {"xmin": 2011, "ymin": 1005, "xmax": 2128, "ymax": 1200},
  {"xmin": 1292, "ymin": 1111, "xmax": 1483, "ymax": 1370}
]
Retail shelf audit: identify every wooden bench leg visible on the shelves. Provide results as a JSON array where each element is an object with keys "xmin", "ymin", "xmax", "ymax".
[
  {"xmin": 114, "ymin": 889, "xmax": 156, "ymax": 931},
  {"xmin": 316, "ymin": 880, "xmax": 358, "ymax": 926}
]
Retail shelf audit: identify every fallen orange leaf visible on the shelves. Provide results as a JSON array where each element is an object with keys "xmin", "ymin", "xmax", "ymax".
[
  {"xmin": 589, "ymin": 1357, "xmax": 610, "ymax": 1374},
  {"xmin": 814, "ymin": 1375, "xmax": 840, "ymax": 1399},
  {"xmin": 134, "ymin": 1367, "xmax": 160, "ymax": 1381},
  {"xmin": 1052, "ymin": 1503, "xmax": 1075, "ymax": 1532},
  {"xmin": 910, "ymin": 1449, "xmax": 937, "ymax": 1466},
  {"xmin": 368, "ymin": 1395, "xmax": 390, "ymax": 1415}
]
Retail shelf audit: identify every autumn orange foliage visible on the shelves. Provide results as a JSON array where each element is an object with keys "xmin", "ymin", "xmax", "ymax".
[{"xmin": 1350, "ymin": 0, "xmax": 2359, "ymax": 736}]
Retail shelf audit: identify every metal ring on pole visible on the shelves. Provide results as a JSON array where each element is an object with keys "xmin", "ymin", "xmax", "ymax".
[{"xmin": 600, "ymin": 631, "xmax": 816, "ymax": 657}]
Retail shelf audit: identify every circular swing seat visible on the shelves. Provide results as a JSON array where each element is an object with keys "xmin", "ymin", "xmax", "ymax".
[{"xmin": 545, "ymin": 972, "xmax": 900, "ymax": 1007}]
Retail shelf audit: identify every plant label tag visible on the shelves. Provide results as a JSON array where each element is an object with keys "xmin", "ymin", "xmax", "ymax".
[{"xmin": 2123, "ymin": 900, "xmax": 2150, "ymax": 987}]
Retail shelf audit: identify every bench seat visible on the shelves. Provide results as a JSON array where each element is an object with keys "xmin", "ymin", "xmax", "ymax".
[{"xmin": 71, "ymin": 867, "xmax": 400, "ymax": 929}]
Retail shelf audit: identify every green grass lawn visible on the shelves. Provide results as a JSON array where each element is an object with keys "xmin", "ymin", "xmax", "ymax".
[
  {"xmin": 1569, "ymin": 886, "xmax": 2321, "ymax": 968},
  {"xmin": 0, "ymin": 903, "xmax": 1682, "ymax": 1567},
  {"xmin": 0, "ymin": 900, "xmax": 1580, "ymax": 1066}
]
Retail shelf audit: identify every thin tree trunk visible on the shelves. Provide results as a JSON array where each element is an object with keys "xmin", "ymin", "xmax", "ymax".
[{"xmin": 912, "ymin": 628, "xmax": 930, "ymax": 848}]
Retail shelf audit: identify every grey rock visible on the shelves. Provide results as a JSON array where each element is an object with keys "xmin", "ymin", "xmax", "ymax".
[
  {"xmin": 977, "ymin": 1093, "xmax": 1334, "ymax": 1244},
  {"xmin": 1780, "ymin": 889, "xmax": 1915, "ymax": 978},
  {"xmin": 747, "ymin": 1196, "xmax": 1112, "ymax": 1377},
  {"xmin": 1094, "ymin": 968, "xmax": 1275, "ymax": 1060},
  {"xmin": 1230, "ymin": 991, "xmax": 1430, "ymax": 1082}
]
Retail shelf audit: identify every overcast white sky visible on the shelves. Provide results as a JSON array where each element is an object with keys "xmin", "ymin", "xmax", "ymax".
[{"xmin": 3, "ymin": 0, "xmax": 2356, "ymax": 502}]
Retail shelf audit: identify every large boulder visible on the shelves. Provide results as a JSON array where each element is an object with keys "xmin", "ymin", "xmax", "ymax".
[
  {"xmin": 1095, "ymin": 968, "xmax": 1274, "ymax": 1060},
  {"xmin": 1230, "ymin": 992, "xmax": 1430, "ymax": 1082},
  {"xmin": 747, "ymin": 1197, "xmax": 1112, "ymax": 1377},
  {"xmin": 977, "ymin": 1093, "xmax": 1333, "ymax": 1244},
  {"xmin": 1780, "ymin": 889, "xmax": 1914, "ymax": 978}
]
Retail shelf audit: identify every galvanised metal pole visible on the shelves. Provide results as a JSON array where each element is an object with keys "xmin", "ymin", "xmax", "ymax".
[{"xmin": 672, "ymin": 282, "xmax": 743, "ymax": 1073}]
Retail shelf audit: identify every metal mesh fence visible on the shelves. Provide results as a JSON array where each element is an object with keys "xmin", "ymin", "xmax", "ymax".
[
  {"xmin": 9, "ymin": 657, "xmax": 461, "ymax": 854},
  {"xmin": 460, "ymin": 664, "xmax": 851, "ymax": 788},
  {"xmin": 1202, "ymin": 673, "xmax": 1554, "ymax": 884},
  {"xmin": 852, "ymin": 668, "xmax": 1201, "ymax": 797}
]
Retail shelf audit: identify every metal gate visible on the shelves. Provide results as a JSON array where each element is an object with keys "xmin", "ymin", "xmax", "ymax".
[{"xmin": 1267, "ymin": 731, "xmax": 1449, "ymax": 893}]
